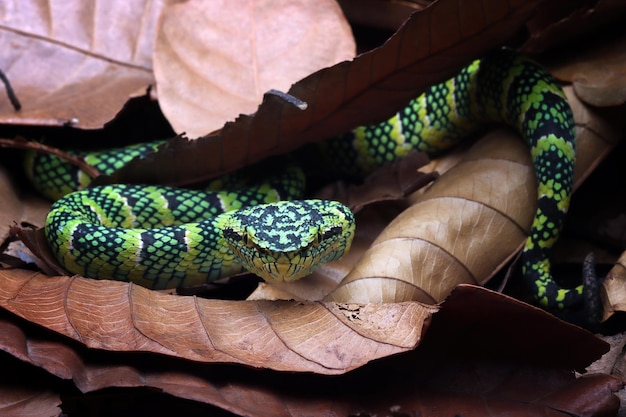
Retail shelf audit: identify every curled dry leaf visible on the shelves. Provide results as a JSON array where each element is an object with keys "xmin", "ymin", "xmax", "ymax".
[
  {"xmin": 550, "ymin": 30, "xmax": 626, "ymax": 107},
  {"xmin": 326, "ymin": 130, "xmax": 535, "ymax": 304},
  {"xmin": 523, "ymin": 0, "xmax": 626, "ymax": 54},
  {"xmin": 0, "ymin": 164, "xmax": 49, "ymax": 241},
  {"xmin": 99, "ymin": 0, "xmax": 544, "ymax": 187},
  {"xmin": 338, "ymin": 0, "xmax": 425, "ymax": 32},
  {"xmin": 0, "ymin": 0, "xmax": 168, "ymax": 128},
  {"xmin": 154, "ymin": 0, "xmax": 356, "ymax": 138},
  {"xmin": 0, "ymin": 353, "xmax": 62, "ymax": 417},
  {"xmin": 0, "ymin": 268, "xmax": 435, "ymax": 375},
  {"xmin": 327, "ymin": 86, "xmax": 624, "ymax": 304},
  {"xmin": 0, "ymin": 384, "xmax": 60, "ymax": 417},
  {"xmin": 0, "ymin": 163, "xmax": 50, "ymax": 272},
  {"xmin": 601, "ymin": 251, "xmax": 626, "ymax": 321}
]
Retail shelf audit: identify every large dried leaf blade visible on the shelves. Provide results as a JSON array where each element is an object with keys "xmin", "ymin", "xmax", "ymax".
[
  {"xmin": 0, "ymin": 269, "xmax": 435, "ymax": 375},
  {"xmin": 100, "ymin": 0, "xmax": 544, "ymax": 187}
]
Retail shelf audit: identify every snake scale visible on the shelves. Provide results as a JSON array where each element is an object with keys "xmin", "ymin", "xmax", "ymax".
[{"xmin": 27, "ymin": 49, "xmax": 580, "ymax": 309}]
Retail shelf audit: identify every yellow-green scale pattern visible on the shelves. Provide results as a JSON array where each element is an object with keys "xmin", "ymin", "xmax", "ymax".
[
  {"xmin": 26, "ymin": 141, "xmax": 163, "ymax": 201},
  {"xmin": 325, "ymin": 48, "xmax": 578, "ymax": 309},
  {"xmin": 45, "ymin": 165, "xmax": 306, "ymax": 289}
]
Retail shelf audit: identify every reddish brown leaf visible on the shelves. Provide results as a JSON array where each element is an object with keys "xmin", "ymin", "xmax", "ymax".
[
  {"xmin": 0, "ymin": 350, "xmax": 62, "ymax": 417},
  {"xmin": 0, "ymin": 268, "xmax": 435, "ymax": 375},
  {"xmin": 0, "ymin": 164, "xmax": 48, "ymax": 242},
  {"xmin": 98, "ymin": 0, "xmax": 545, "ymax": 187},
  {"xmin": 0, "ymin": 383, "xmax": 60, "ymax": 417}
]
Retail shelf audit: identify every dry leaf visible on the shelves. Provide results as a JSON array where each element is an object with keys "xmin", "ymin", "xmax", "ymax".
[
  {"xmin": 0, "ymin": 383, "xmax": 60, "ymax": 417},
  {"xmin": 523, "ymin": 0, "xmax": 626, "ymax": 53},
  {"xmin": 550, "ymin": 32, "xmax": 626, "ymax": 107},
  {"xmin": 0, "ymin": 0, "xmax": 172, "ymax": 128},
  {"xmin": 0, "ymin": 164, "xmax": 49, "ymax": 240},
  {"xmin": 0, "ymin": 268, "xmax": 434, "ymax": 375},
  {"xmin": 601, "ymin": 251, "xmax": 626, "ymax": 321},
  {"xmin": 0, "ymin": 350, "xmax": 62, "ymax": 417},
  {"xmin": 338, "ymin": 0, "xmax": 425, "ymax": 32},
  {"xmin": 326, "ymin": 130, "xmax": 535, "ymax": 304},
  {"xmin": 154, "ymin": 0, "xmax": 356, "ymax": 138}
]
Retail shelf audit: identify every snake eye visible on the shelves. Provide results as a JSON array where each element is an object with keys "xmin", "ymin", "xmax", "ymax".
[
  {"xmin": 223, "ymin": 228, "xmax": 241, "ymax": 242},
  {"xmin": 241, "ymin": 231, "xmax": 250, "ymax": 246},
  {"xmin": 323, "ymin": 227, "xmax": 341, "ymax": 240},
  {"xmin": 315, "ymin": 231, "xmax": 324, "ymax": 245},
  {"xmin": 317, "ymin": 227, "xmax": 341, "ymax": 244},
  {"xmin": 223, "ymin": 228, "xmax": 252, "ymax": 247}
]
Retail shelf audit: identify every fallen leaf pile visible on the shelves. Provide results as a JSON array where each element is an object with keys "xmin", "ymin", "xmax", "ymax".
[{"xmin": 1, "ymin": 0, "xmax": 626, "ymax": 416}]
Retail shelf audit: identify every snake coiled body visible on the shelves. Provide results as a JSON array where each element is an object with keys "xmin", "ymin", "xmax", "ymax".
[{"xmin": 30, "ymin": 49, "xmax": 579, "ymax": 308}]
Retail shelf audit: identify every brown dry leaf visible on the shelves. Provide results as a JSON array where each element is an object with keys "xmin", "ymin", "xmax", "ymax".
[
  {"xmin": 0, "ymin": 0, "xmax": 171, "ymax": 128},
  {"xmin": 0, "ymin": 268, "xmax": 435, "ymax": 375},
  {"xmin": 99, "ymin": 0, "xmax": 544, "ymax": 187},
  {"xmin": 550, "ymin": 31, "xmax": 626, "ymax": 107},
  {"xmin": 601, "ymin": 251, "xmax": 626, "ymax": 321},
  {"xmin": 0, "ymin": 162, "xmax": 50, "ymax": 271},
  {"xmin": 0, "ymin": 163, "xmax": 49, "ymax": 239},
  {"xmin": 338, "ymin": 0, "xmax": 426, "ymax": 32},
  {"xmin": 0, "ymin": 286, "xmax": 617, "ymax": 417},
  {"xmin": 154, "ymin": 0, "xmax": 356, "ymax": 138},
  {"xmin": 326, "ymin": 86, "xmax": 623, "ymax": 304},
  {"xmin": 0, "ymin": 353, "xmax": 62, "ymax": 417},
  {"xmin": 0, "ymin": 385, "xmax": 60, "ymax": 417},
  {"xmin": 523, "ymin": 0, "xmax": 626, "ymax": 53}
]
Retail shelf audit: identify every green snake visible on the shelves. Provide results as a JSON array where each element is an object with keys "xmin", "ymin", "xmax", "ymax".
[{"xmin": 27, "ymin": 49, "xmax": 580, "ymax": 309}]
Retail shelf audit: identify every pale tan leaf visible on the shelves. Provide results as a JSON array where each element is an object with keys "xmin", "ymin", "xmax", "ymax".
[
  {"xmin": 0, "ymin": 0, "xmax": 173, "ymax": 128},
  {"xmin": 0, "ymin": 268, "xmax": 435, "ymax": 375},
  {"xmin": 326, "ymin": 130, "xmax": 534, "ymax": 304},
  {"xmin": 154, "ymin": 0, "xmax": 356, "ymax": 138}
]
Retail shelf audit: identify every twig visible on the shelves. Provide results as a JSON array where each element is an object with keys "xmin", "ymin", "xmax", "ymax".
[
  {"xmin": 0, "ymin": 68, "xmax": 22, "ymax": 111},
  {"xmin": 265, "ymin": 89, "xmax": 308, "ymax": 110},
  {"xmin": 0, "ymin": 137, "xmax": 100, "ymax": 179}
]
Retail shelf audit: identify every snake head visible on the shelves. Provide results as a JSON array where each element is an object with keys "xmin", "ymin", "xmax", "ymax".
[{"xmin": 220, "ymin": 200, "xmax": 355, "ymax": 283}]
